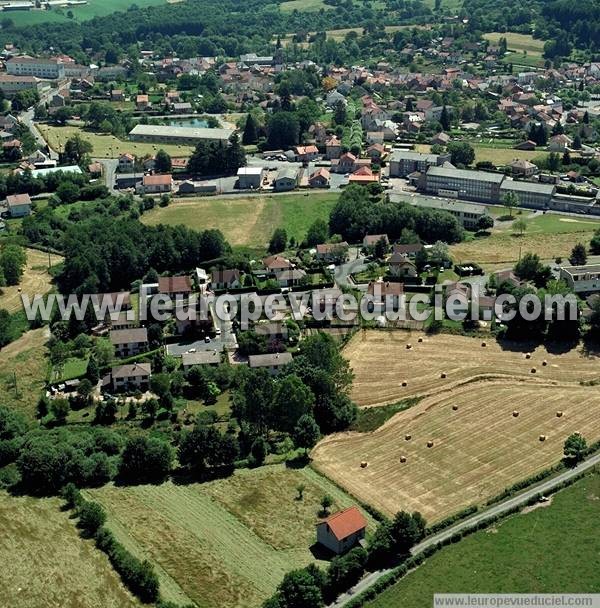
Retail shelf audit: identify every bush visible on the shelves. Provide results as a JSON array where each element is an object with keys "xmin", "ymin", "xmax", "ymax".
[{"xmin": 77, "ymin": 500, "xmax": 107, "ymax": 536}]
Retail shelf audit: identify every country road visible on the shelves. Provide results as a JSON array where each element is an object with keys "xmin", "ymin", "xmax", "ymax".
[{"xmin": 329, "ymin": 452, "xmax": 600, "ymax": 607}]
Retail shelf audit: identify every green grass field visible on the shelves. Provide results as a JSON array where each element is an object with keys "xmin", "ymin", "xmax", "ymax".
[
  {"xmin": 0, "ymin": 492, "xmax": 141, "ymax": 608},
  {"xmin": 5, "ymin": 0, "xmax": 168, "ymax": 27},
  {"xmin": 366, "ymin": 470, "xmax": 600, "ymax": 607},
  {"xmin": 141, "ymin": 192, "xmax": 338, "ymax": 249},
  {"xmin": 280, "ymin": 0, "xmax": 329, "ymax": 11},
  {"xmin": 37, "ymin": 124, "xmax": 194, "ymax": 159},
  {"xmin": 415, "ymin": 143, "xmax": 546, "ymax": 166},
  {"xmin": 483, "ymin": 32, "xmax": 546, "ymax": 68},
  {"xmin": 85, "ymin": 465, "xmax": 376, "ymax": 608}
]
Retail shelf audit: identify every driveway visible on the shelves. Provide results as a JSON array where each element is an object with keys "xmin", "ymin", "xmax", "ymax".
[{"xmin": 335, "ymin": 248, "xmax": 367, "ymax": 288}]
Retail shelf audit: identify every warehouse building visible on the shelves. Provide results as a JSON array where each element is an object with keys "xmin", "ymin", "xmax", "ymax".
[{"xmin": 129, "ymin": 124, "xmax": 235, "ymax": 146}]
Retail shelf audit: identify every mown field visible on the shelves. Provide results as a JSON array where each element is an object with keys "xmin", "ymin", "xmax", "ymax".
[
  {"xmin": 0, "ymin": 492, "xmax": 141, "ymax": 608},
  {"xmin": 450, "ymin": 212, "xmax": 600, "ymax": 269},
  {"xmin": 0, "ymin": 328, "xmax": 48, "ymax": 419},
  {"xmin": 85, "ymin": 465, "xmax": 376, "ymax": 608},
  {"xmin": 37, "ymin": 124, "xmax": 194, "ymax": 158},
  {"xmin": 483, "ymin": 32, "xmax": 546, "ymax": 68},
  {"xmin": 311, "ymin": 331, "xmax": 600, "ymax": 521},
  {"xmin": 366, "ymin": 470, "xmax": 600, "ymax": 607},
  {"xmin": 0, "ymin": 248, "xmax": 61, "ymax": 314},
  {"xmin": 415, "ymin": 142, "xmax": 546, "ymax": 165},
  {"xmin": 5, "ymin": 0, "xmax": 168, "ymax": 27},
  {"xmin": 141, "ymin": 192, "xmax": 338, "ymax": 249}
]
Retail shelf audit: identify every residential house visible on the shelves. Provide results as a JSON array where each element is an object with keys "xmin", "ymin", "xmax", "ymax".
[
  {"xmin": 548, "ymin": 134, "xmax": 572, "ymax": 153},
  {"xmin": 254, "ymin": 320, "xmax": 287, "ymax": 340},
  {"xmin": 111, "ymin": 362, "xmax": 151, "ymax": 392},
  {"xmin": 514, "ymin": 140, "xmax": 537, "ymax": 151},
  {"xmin": 309, "ymin": 168, "xmax": 330, "ymax": 188},
  {"xmin": 111, "ymin": 89, "xmax": 124, "ymax": 101},
  {"xmin": 181, "ymin": 350, "xmax": 221, "ymax": 370},
  {"xmin": 110, "ymin": 328, "xmax": 149, "ymax": 357},
  {"xmin": 5, "ymin": 193, "xmax": 31, "ymax": 218},
  {"xmin": 388, "ymin": 252, "xmax": 417, "ymax": 278},
  {"xmin": 295, "ymin": 145, "xmax": 319, "ymax": 163},
  {"xmin": 431, "ymin": 132, "xmax": 450, "ymax": 146},
  {"xmin": 275, "ymin": 268, "xmax": 307, "ymax": 287},
  {"xmin": 366, "ymin": 143, "xmax": 385, "ymax": 162},
  {"xmin": 325, "ymin": 136, "xmax": 342, "ymax": 160},
  {"xmin": 316, "ymin": 507, "xmax": 367, "ymax": 555},
  {"xmin": 263, "ymin": 255, "xmax": 292, "ymax": 273},
  {"xmin": 316, "ymin": 242, "xmax": 349, "ymax": 264},
  {"xmin": 141, "ymin": 174, "xmax": 173, "ymax": 194},
  {"xmin": 273, "ymin": 168, "xmax": 298, "ymax": 191},
  {"xmin": 367, "ymin": 280, "xmax": 404, "ymax": 310},
  {"xmin": 212, "ymin": 268, "xmax": 242, "ymax": 290},
  {"xmin": 136, "ymin": 94, "xmax": 150, "ymax": 110},
  {"xmin": 349, "ymin": 166, "xmax": 378, "ymax": 184},
  {"xmin": 393, "ymin": 243, "xmax": 423, "ymax": 257},
  {"xmin": 509, "ymin": 159, "xmax": 538, "ymax": 177},
  {"xmin": 118, "ymin": 153, "xmax": 135, "ymax": 173},
  {"xmin": 248, "ymin": 352, "xmax": 293, "ymax": 375},
  {"xmin": 158, "ymin": 275, "xmax": 193, "ymax": 299}
]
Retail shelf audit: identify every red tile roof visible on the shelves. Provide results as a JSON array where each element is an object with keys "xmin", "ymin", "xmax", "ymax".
[
  {"xmin": 320, "ymin": 507, "xmax": 367, "ymax": 541},
  {"xmin": 158, "ymin": 275, "xmax": 192, "ymax": 294}
]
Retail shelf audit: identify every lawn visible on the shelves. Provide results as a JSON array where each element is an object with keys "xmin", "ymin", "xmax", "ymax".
[
  {"xmin": 483, "ymin": 32, "xmax": 547, "ymax": 68},
  {"xmin": 365, "ymin": 470, "xmax": 600, "ymax": 607},
  {"xmin": 415, "ymin": 143, "xmax": 545, "ymax": 166},
  {"xmin": 85, "ymin": 464, "xmax": 376, "ymax": 608},
  {"xmin": 0, "ymin": 248, "xmax": 61, "ymax": 314},
  {"xmin": 0, "ymin": 328, "xmax": 49, "ymax": 419},
  {"xmin": 6, "ymin": 0, "xmax": 167, "ymax": 27},
  {"xmin": 53, "ymin": 356, "xmax": 89, "ymax": 383},
  {"xmin": 36, "ymin": 124, "xmax": 194, "ymax": 159},
  {"xmin": 141, "ymin": 192, "xmax": 339, "ymax": 249},
  {"xmin": 451, "ymin": 212, "xmax": 600, "ymax": 269},
  {"xmin": 0, "ymin": 491, "xmax": 141, "ymax": 608}
]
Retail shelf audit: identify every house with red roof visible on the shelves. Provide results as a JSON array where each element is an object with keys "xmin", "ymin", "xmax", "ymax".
[{"xmin": 316, "ymin": 506, "xmax": 367, "ymax": 554}]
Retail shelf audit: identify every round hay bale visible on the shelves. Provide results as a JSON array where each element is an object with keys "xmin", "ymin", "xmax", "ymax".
[
  {"xmin": 360, "ymin": 461, "xmax": 368, "ymax": 468},
  {"xmin": 405, "ymin": 434, "xmax": 412, "ymax": 441},
  {"xmin": 512, "ymin": 410, "xmax": 519, "ymax": 417},
  {"xmin": 417, "ymin": 337, "xmax": 423, "ymax": 343},
  {"xmin": 556, "ymin": 411, "xmax": 563, "ymax": 418},
  {"xmin": 574, "ymin": 430, "xmax": 581, "ymax": 436},
  {"xmin": 539, "ymin": 434, "xmax": 546, "ymax": 442},
  {"xmin": 530, "ymin": 367, "xmax": 537, "ymax": 373},
  {"xmin": 481, "ymin": 341, "xmax": 487, "ymax": 347},
  {"xmin": 452, "ymin": 404, "xmax": 459, "ymax": 411},
  {"xmin": 440, "ymin": 372, "xmax": 447, "ymax": 379},
  {"xmin": 406, "ymin": 343, "xmax": 412, "ymax": 350},
  {"xmin": 525, "ymin": 352, "xmax": 531, "ymax": 359},
  {"xmin": 427, "ymin": 440, "xmax": 434, "ymax": 448},
  {"xmin": 542, "ymin": 360, "xmax": 548, "ymax": 366},
  {"xmin": 401, "ymin": 380, "xmax": 408, "ymax": 387},
  {"xmin": 400, "ymin": 456, "xmax": 407, "ymax": 463}
]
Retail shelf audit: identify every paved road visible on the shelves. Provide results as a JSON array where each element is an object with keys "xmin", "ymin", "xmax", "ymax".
[
  {"xmin": 335, "ymin": 248, "xmax": 367, "ymax": 288},
  {"xmin": 96, "ymin": 158, "xmax": 118, "ymax": 190},
  {"xmin": 329, "ymin": 452, "xmax": 600, "ymax": 607}
]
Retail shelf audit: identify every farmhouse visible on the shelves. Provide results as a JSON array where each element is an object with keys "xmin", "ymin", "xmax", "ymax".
[
  {"xmin": 129, "ymin": 124, "xmax": 234, "ymax": 146},
  {"xmin": 140, "ymin": 174, "xmax": 173, "ymax": 194},
  {"xmin": 109, "ymin": 328, "xmax": 149, "ymax": 358},
  {"xmin": 248, "ymin": 352, "xmax": 293, "ymax": 375},
  {"xmin": 5, "ymin": 193, "xmax": 32, "ymax": 217},
  {"xmin": 316, "ymin": 507, "xmax": 367, "ymax": 555},
  {"xmin": 110, "ymin": 362, "xmax": 151, "ymax": 392}
]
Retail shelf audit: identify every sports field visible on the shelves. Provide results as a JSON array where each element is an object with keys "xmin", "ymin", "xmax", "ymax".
[
  {"xmin": 85, "ymin": 465, "xmax": 376, "ymax": 608},
  {"xmin": 0, "ymin": 492, "xmax": 141, "ymax": 608},
  {"xmin": 0, "ymin": 328, "xmax": 48, "ymax": 418},
  {"xmin": 141, "ymin": 192, "xmax": 338, "ymax": 248},
  {"xmin": 366, "ymin": 470, "xmax": 600, "ymax": 607},
  {"xmin": 36, "ymin": 124, "xmax": 194, "ymax": 158},
  {"xmin": 311, "ymin": 331, "xmax": 600, "ymax": 521},
  {"xmin": 450, "ymin": 213, "xmax": 600, "ymax": 269},
  {"xmin": 0, "ymin": 248, "xmax": 61, "ymax": 314}
]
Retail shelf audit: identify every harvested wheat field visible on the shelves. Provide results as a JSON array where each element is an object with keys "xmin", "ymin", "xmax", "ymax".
[
  {"xmin": 344, "ymin": 330, "xmax": 600, "ymax": 407},
  {"xmin": 313, "ymin": 380, "xmax": 600, "ymax": 521},
  {"xmin": 0, "ymin": 248, "xmax": 61, "ymax": 313},
  {"xmin": 310, "ymin": 331, "xmax": 600, "ymax": 522},
  {"xmin": 0, "ymin": 492, "xmax": 140, "ymax": 608}
]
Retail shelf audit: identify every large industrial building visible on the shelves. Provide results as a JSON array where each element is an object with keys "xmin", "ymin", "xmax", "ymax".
[
  {"xmin": 389, "ymin": 192, "xmax": 490, "ymax": 229},
  {"xmin": 388, "ymin": 150, "xmax": 451, "ymax": 177},
  {"xmin": 129, "ymin": 124, "xmax": 235, "ymax": 146},
  {"xmin": 420, "ymin": 166, "xmax": 505, "ymax": 203}
]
